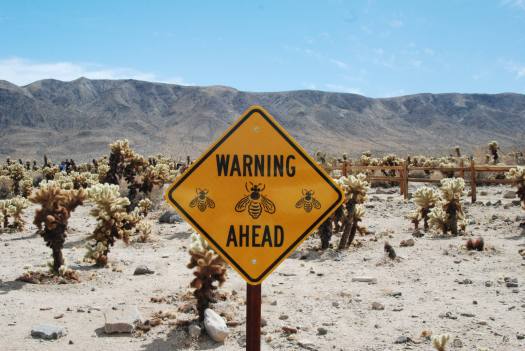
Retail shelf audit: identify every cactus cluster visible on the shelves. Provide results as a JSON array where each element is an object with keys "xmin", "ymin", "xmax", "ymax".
[
  {"xmin": 506, "ymin": 166, "xmax": 525, "ymax": 225},
  {"xmin": 187, "ymin": 233, "xmax": 227, "ymax": 320},
  {"xmin": 432, "ymin": 334, "xmax": 450, "ymax": 351},
  {"xmin": 488, "ymin": 140, "xmax": 499, "ymax": 164},
  {"xmin": 336, "ymin": 173, "xmax": 370, "ymax": 249},
  {"xmin": 85, "ymin": 183, "xmax": 151, "ymax": 266},
  {"xmin": 29, "ymin": 182, "xmax": 86, "ymax": 273},
  {"xmin": 428, "ymin": 178, "xmax": 466, "ymax": 235},
  {"xmin": 0, "ymin": 196, "xmax": 29, "ymax": 231},
  {"xmin": 409, "ymin": 186, "xmax": 440, "ymax": 232}
]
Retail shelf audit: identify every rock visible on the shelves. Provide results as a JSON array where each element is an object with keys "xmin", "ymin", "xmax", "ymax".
[
  {"xmin": 394, "ymin": 335, "xmax": 410, "ymax": 344},
  {"xmin": 297, "ymin": 339, "xmax": 317, "ymax": 350},
  {"xmin": 400, "ymin": 238, "xmax": 415, "ymax": 247},
  {"xmin": 203, "ymin": 309, "xmax": 229, "ymax": 342},
  {"xmin": 158, "ymin": 210, "xmax": 182, "ymax": 224},
  {"xmin": 389, "ymin": 291, "xmax": 402, "ymax": 297},
  {"xmin": 279, "ymin": 314, "xmax": 289, "ymax": 320},
  {"xmin": 452, "ymin": 337, "xmax": 463, "ymax": 347},
  {"xmin": 505, "ymin": 277, "xmax": 518, "ymax": 288},
  {"xmin": 512, "ymin": 200, "xmax": 522, "ymax": 207},
  {"xmin": 188, "ymin": 323, "xmax": 201, "ymax": 338},
  {"xmin": 282, "ymin": 326, "xmax": 298, "ymax": 334},
  {"xmin": 371, "ymin": 302, "xmax": 385, "ymax": 310},
  {"xmin": 103, "ymin": 306, "xmax": 142, "ymax": 334},
  {"xmin": 503, "ymin": 191, "xmax": 516, "ymax": 199},
  {"xmin": 485, "ymin": 281, "xmax": 493, "ymax": 287},
  {"xmin": 480, "ymin": 191, "xmax": 488, "ymax": 196},
  {"xmin": 31, "ymin": 324, "xmax": 67, "ymax": 340},
  {"xmin": 460, "ymin": 312, "xmax": 475, "ymax": 317},
  {"xmin": 351, "ymin": 277, "xmax": 377, "ymax": 284},
  {"xmin": 317, "ymin": 327, "xmax": 328, "ymax": 335},
  {"xmin": 517, "ymin": 333, "xmax": 525, "ymax": 340},
  {"xmin": 134, "ymin": 265, "xmax": 154, "ymax": 275}
]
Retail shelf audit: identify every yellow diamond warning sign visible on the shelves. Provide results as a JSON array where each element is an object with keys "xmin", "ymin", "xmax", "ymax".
[{"xmin": 165, "ymin": 106, "xmax": 344, "ymax": 284}]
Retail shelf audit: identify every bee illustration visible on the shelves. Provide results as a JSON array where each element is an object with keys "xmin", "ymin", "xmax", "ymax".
[
  {"xmin": 189, "ymin": 188, "xmax": 215, "ymax": 212},
  {"xmin": 295, "ymin": 189, "xmax": 321, "ymax": 213},
  {"xmin": 235, "ymin": 182, "xmax": 276, "ymax": 219}
]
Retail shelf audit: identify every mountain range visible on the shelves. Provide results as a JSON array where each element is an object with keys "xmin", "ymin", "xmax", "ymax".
[{"xmin": 1, "ymin": 77, "xmax": 524, "ymax": 162}]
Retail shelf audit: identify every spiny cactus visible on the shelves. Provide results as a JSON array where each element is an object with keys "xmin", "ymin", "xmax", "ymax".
[
  {"xmin": 137, "ymin": 198, "xmax": 153, "ymax": 217},
  {"xmin": 488, "ymin": 140, "xmax": 499, "ymax": 164},
  {"xmin": 29, "ymin": 183, "xmax": 86, "ymax": 273},
  {"xmin": 431, "ymin": 334, "xmax": 450, "ymax": 351},
  {"xmin": 0, "ymin": 175, "xmax": 13, "ymax": 199},
  {"xmin": 85, "ymin": 183, "xmax": 138, "ymax": 266},
  {"xmin": 187, "ymin": 233, "xmax": 227, "ymax": 320},
  {"xmin": 0, "ymin": 199, "xmax": 14, "ymax": 229},
  {"xmin": 411, "ymin": 186, "xmax": 441, "ymax": 231},
  {"xmin": 8, "ymin": 196, "xmax": 29, "ymax": 230},
  {"xmin": 429, "ymin": 178, "xmax": 466, "ymax": 235},
  {"xmin": 336, "ymin": 173, "xmax": 370, "ymax": 249},
  {"xmin": 506, "ymin": 166, "xmax": 525, "ymax": 226}
]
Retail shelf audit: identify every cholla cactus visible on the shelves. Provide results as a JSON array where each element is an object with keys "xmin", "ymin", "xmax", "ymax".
[
  {"xmin": 29, "ymin": 183, "xmax": 86, "ymax": 273},
  {"xmin": 69, "ymin": 171, "xmax": 99, "ymax": 189},
  {"xmin": 336, "ymin": 173, "xmax": 370, "ymax": 249},
  {"xmin": 488, "ymin": 141, "xmax": 499, "ymax": 164},
  {"xmin": 19, "ymin": 177, "xmax": 33, "ymax": 197},
  {"xmin": 0, "ymin": 199, "xmax": 14, "ymax": 229},
  {"xmin": 86, "ymin": 183, "xmax": 138, "ymax": 266},
  {"xmin": 137, "ymin": 198, "xmax": 153, "ymax": 216},
  {"xmin": 432, "ymin": 334, "xmax": 450, "ymax": 351},
  {"xmin": 6, "ymin": 163, "xmax": 27, "ymax": 196},
  {"xmin": 42, "ymin": 165, "xmax": 59, "ymax": 181},
  {"xmin": 187, "ymin": 233, "xmax": 227, "ymax": 320},
  {"xmin": 506, "ymin": 166, "xmax": 525, "ymax": 225},
  {"xmin": 0, "ymin": 175, "xmax": 13, "ymax": 199},
  {"xmin": 429, "ymin": 178, "xmax": 466, "ymax": 235},
  {"xmin": 412, "ymin": 186, "xmax": 440, "ymax": 231},
  {"xmin": 8, "ymin": 196, "xmax": 29, "ymax": 230}
]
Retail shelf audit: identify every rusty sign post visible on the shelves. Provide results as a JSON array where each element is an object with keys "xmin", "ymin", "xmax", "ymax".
[{"xmin": 165, "ymin": 106, "xmax": 344, "ymax": 350}]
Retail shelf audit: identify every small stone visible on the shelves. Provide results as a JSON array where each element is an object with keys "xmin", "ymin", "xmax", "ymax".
[
  {"xmin": 517, "ymin": 333, "xmax": 525, "ymax": 340},
  {"xmin": 332, "ymin": 301, "xmax": 339, "ymax": 308},
  {"xmin": 204, "ymin": 309, "xmax": 229, "ymax": 342},
  {"xmin": 452, "ymin": 337, "xmax": 463, "ymax": 348},
  {"xmin": 31, "ymin": 324, "xmax": 67, "ymax": 340},
  {"xmin": 485, "ymin": 281, "xmax": 493, "ymax": 287},
  {"xmin": 460, "ymin": 312, "xmax": 475, "ymax": 317},
  {"xmin": 389, "ymin": 291, "xmax": 402, "ymax": 297},
  {"xmin": 69, "ymin": 340, "xmax": 74, "ymax": 345},
  {"xmin": 503, "ymin": 191, "xmax": 516, "ymax": 199},
  {"xmin": 351, "ymin": 277, "xmax": 377, "ymax": 284},
  {"xmin": 317, "ymin": 327, "xmax": 328, "ymax": 335},
  {"xmin": 159, "ymin": 210, "xmax": 182, "ymax": 224},
  {"xmin": 400, "ymin": 238, "xmax": 415, "ymax": 247},
  {"xmin": 297, "ymin": 339, "xmax": 316, "ymax": 350},
  {"xmin": 134, "ymin": 265, "xmax": 154, "ymax": 275},
  {"xmin": 394, "ymin": 336, "xmax": 410, "ymax": 344},
  {"xmin": 282, "ymin": 326, "xmax": 298, "ymax": 334},
  {"xmin": 505, "ymin": 277, "xmax": 518, "ymax": 288},
  {"xmin": 188, "ymin": 323, "xmax": 201, "ymax": 338},
  {"xmin": 270, "ymin": 300, "xmax": 277, "ymax": 306},
  {"xmin": 371, "ymin": 302, "xmax": 385, "ymax": 310},
  {"xmin": 103, "ymin": 306, "xmax": 142, "ymax": 334},
  {"xmin": 54, "ymin": 314, "xmax": 64, "ymax": 319}
]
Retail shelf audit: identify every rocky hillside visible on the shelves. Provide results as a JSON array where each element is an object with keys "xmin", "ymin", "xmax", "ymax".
[{"xmin": 1, "ymin": 78, "xmax": 524, "ymax": 161}]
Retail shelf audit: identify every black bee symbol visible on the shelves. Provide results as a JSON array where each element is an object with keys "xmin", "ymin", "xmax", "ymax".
[
  {"xmin": 295, "ymin": 189, "xmax": 321, "ymax": 213},
  {"xmin": 235, "ymin": 182, "xmax": 276, "ymax": 219},
  {"xmin": 189, "ymin": 188, "xmax": 215, "ymax": 212}
]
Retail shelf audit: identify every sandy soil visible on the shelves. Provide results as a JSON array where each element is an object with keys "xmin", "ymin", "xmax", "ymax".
[{"xmin": 0, "ymin": 184, "xmax": 524, "ymax": 351}]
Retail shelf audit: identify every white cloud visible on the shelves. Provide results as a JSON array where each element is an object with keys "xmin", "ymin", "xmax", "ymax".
[
  {"xmin": 389, "ymin": 19, "xmax": 404, "ymax": 28},
  {"xmin": 329, "ymin": 59, "xmax": 350, "ymax": 70},
  {"xmin": 0, "ymin": 57, "xmax": 191, "ymax": 86},
  {"xmin": 502, "ymin": 0, "xmax": 525, "ymax": 10},
  {"xmin": 324, "ymin": 83, "xmax": 362, "ymax": 95},
  {"xmin": 501, "ymin": 59, "xmax": 525, "ymax": 79}
]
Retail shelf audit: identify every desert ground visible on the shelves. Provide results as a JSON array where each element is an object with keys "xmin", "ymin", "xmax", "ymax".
[{"xmin": 0, "ymin": 184, "xmax": 524, "ymax": 351}]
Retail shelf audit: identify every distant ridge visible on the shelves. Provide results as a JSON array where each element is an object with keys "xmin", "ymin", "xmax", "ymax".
[{"xmin": 0, "ymin": 78, "xmax": 524, "ymax": 161}]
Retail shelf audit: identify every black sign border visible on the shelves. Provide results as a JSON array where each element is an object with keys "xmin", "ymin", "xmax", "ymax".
[{"xmin": 167, "ymin": 108, "xmax": 343, "ymax": 283}]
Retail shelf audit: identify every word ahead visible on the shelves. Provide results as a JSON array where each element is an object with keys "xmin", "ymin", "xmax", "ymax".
[{"xmin": 165, "ymin": 106, "xmax": 343, "ymax": 284}]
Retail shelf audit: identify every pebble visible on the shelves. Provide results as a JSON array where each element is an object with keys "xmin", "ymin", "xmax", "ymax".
[
  {"xmin": 504, "ymin": 277, "xmax": 518, "ymax": 288},
  {"xmin": 188, "ymin": 323, "xmax": 201, "ymax": 338},
  {"xmin": 394, "ymin": 335, "xmax": 410, "ymax": 344},
  {"xmin": 158, "ymin": 210, "xmax": 182, "ymax": 224},
  {"xmin": 297, "ymin": 339, "xmax": 316, "ymax": 350},
  {"xmin": 452, "ymin": 337, "xmax": 463, "ymax": 348},
  {"xmin": 371, "ymin": 302, "xmax": 385, "ymax": 310},
  {"xmin": 503, "ymin": 190, "xmax": 516, "ymax": 199},
  {"xmin": 31, "ymin": 324, "xmax": 67, "ymax": 340},
  {"xmin": 134, "ymin": 265, "xmax": 154, "ymax": 275},
  {"xmin": 351, "ymin": 277, "xmax": 377, "ymax": 284},
  {"xmin": 317, "ymin": 327, "xmax": 328, "ymax": 335},
  {"xmin": 279, "ymin": 314, "xmax": 289, "ymax": 320}
]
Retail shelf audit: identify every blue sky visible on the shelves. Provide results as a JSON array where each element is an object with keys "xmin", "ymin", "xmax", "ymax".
[{"xmin": 1, "ymin": 0, "xmax": 525, "ymax": 97}]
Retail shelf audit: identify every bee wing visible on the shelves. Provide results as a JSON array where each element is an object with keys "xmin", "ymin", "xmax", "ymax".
[
  {"xmin": 261, "ymin": 195, "xmax": 276, "ymax": 214},
  {"xmin": 313, "ymin": 198, "xmax": 321, "ymax": 209},
  {"xmin": 206, "ymin": 197, "xmax": 215, "ymax": 208},
  {"xmin": 198, "ymin": 201, "xmax": 206, "ymax": 212},
  {"xmin": 189, "ymin": 197, "xmax": 198, "ymax": 208},
  {"xmin": 235, "ymin": 196, "xmax": 250, "ymax": 212},
  {"xmin": 295, "ymin": 198, "xmax": 305, "ymax": 209}
]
